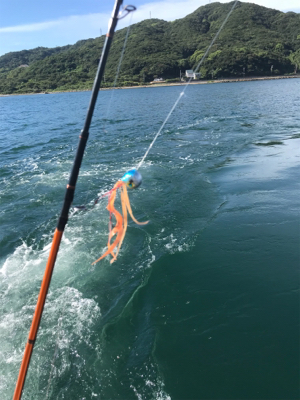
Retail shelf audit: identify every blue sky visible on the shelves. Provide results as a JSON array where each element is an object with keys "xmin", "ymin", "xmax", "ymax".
[{"xmin": 0, "ymin": 0, "xmax": 299, "ymax": 56}]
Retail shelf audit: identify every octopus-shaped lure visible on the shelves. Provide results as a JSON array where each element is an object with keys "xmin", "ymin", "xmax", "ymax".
[{"xmin": 92, "ymin": 169, "xmax": 148, "ymax": 264}]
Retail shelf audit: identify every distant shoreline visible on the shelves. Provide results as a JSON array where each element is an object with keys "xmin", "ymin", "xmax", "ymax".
[
  {"xmin": 119, "ymin": 74, "xmax": 300, "ymax": 90},
  {"xmin": 1, "ymin": 74, "xmax": 299, "ymax": 96}
]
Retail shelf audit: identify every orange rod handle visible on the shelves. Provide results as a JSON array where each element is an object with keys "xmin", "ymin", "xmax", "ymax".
[{"xmin": 13, "ymin": 229, "xmax": 63, "ymax": 400}]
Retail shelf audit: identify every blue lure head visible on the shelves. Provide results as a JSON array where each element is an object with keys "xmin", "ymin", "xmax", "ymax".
[{"xmin": 121, "ymin": 169, "xmax": 142, "ymax": 189}]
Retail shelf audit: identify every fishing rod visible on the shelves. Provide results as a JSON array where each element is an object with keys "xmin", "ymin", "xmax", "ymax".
[{"xmin": 13, "ymin": 1, "xmax": 136, "ymax": 398}]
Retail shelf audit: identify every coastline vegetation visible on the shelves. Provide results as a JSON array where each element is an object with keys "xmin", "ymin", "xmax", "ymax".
[{"xmin": 0, "ymin": 1, "xmax": 299, "ymax": 95}]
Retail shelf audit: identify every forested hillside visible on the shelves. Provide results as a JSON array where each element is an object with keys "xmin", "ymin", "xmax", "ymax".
[{"xmin": 0, "ymin": 1, "xmax": 299, "ymax": 94}]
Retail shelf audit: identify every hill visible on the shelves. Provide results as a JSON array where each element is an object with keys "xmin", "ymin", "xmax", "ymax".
[{"xmin": 0, "ymin": 1, "xmax": 299, "ymax": 94}]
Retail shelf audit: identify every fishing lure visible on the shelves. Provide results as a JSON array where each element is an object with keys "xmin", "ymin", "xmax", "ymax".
[{"xmin": 92, "ymin": 169, "xmax": 148, "ymax": 265}]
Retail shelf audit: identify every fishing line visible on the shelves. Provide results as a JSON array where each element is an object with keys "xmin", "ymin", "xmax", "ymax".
[
  {"xmin": 136, "ymin": 0, "xmax": 238, "ymax": 171},
  {"xmin": 75, "ymin": 1, "xmax": 238, "ymax": 218},
  {"xmin": 77, "ymin": 0, "xmax": 239, "ymax": 211},
  {"xmin": 75, "ymin": 6, "xmax": 136, "ymax": 211},
  {"xmin": 90, "ymin": 2, "xmax": 239, "ymax": 265},
  {"xmin": 103, "ymin": 9, "xmax": 135, "ymax": 131}
]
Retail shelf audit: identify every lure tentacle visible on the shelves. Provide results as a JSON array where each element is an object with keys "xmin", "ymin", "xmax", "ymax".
[
  {"xmin": 92, "ymin": 179, "xmax": 148, "ymax": 265},
  {"xmin": 121, "ymin": 183, "xmax": 149, "ymax": 225}
]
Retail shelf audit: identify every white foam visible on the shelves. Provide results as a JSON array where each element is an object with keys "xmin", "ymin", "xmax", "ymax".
[
  {"xmin": 163, "ymin": 233, "xmax": 194, "ymax": 254},
  {"xmin": 0, "ymin": 282, "xmax": 101, "ymax": 397},
  {"xmin": 130, "ymin": 374, "xmax": 171, "ymax": 400}
]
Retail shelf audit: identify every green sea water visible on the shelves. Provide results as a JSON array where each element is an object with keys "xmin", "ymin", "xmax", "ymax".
[{"xmin": 0, "ymin": 79, "xmax": 299, "ymax": 399}]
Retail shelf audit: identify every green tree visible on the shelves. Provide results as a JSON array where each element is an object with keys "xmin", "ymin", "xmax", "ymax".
[{"xmin": 289, "ymin": 49, "xmax": 300, "ymax": 73}]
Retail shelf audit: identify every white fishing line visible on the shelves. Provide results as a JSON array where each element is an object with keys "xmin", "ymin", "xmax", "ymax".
[
  {"xmin": 136, "ymin": 91, "xmax": 185, "ymax": 170},
  {"xmin": 103, "ymin": 11, "xmax": 134, "ymax": 129},
  {"xmin": 81, "ymin": 11, "xmax": 134, "ymax": 207},
  {"xmin": 136, "ymin": 0, "xmax": 239, "ymax": 171}
]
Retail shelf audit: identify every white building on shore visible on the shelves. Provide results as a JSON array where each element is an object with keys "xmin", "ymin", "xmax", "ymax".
[{"xmin": 185, "ymin": 70, "xmax": 200, "ymax": 79}]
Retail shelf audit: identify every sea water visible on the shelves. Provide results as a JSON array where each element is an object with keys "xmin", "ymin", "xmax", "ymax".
[{"xmin": 0, "ymin": 79, "xmax": 299, "ymax": 399}]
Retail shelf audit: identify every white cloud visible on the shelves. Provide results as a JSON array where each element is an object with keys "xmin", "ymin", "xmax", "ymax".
[
  {"xmin": 0, "ymin": 21, "xmax": 59, "ymax": 33},
  {"xmin": 0, "ymin": 13, "xmax": 110, "ymax": 35},
  {"xmin": 0, "ymin": 13, "xmax": 111, "ymax": 54}
]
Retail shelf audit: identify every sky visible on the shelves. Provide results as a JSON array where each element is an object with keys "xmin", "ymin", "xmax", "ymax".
[{"xmin": 0, "ymin": 0, "xmax": 299, "ymax": 57}]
